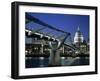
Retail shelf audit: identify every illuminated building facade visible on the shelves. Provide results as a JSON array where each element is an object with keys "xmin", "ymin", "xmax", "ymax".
[{"xmin": 73, "ymin": 27, "xmax": 89, "ymax": 55}]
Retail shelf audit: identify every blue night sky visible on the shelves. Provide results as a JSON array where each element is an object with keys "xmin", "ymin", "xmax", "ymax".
[{"xmin": 26, "ymin": 12, "xmax": 89, "ymax": 41}]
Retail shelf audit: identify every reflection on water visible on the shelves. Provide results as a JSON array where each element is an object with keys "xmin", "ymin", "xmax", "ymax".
[{"xmin": 25, "ymin": 56, "xmax": 89, "ymax": 68}]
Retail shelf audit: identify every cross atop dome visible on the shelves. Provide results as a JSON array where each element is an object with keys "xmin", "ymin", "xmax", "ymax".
[{"xmin": 77, "ymin": 26, "xmax": 80, "ymax": 31}]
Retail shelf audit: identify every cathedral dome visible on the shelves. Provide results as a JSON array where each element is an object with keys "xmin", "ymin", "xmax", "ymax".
[{"xmin": 74, "ymin": 27, "xmax": 84, "ymax": 44}]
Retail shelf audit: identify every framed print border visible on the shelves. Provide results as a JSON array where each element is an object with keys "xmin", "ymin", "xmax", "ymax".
[{"xmin": 11, "ymin": 1, "xmax": 98, "ymax": 79}]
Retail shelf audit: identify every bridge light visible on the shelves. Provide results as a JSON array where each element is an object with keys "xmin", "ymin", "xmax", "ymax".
[
  {"xmin": 48, "ymin": 37, "xmax": 50, "ymax": 40},
  {"xmin": 35, "ymin": 32, "xmax": 39, "ymax": 35},
  {"xmin": 25, "ymin": 50, "xmax": 28, "ymax": 55},
  {"xmin": 28, "ymin": 31, "xmax": 32, "ymax": 35},
  {"xmin": 52, "ymin": 38, "xmax": 55, "ymax": 41},
  {"xmin": 40, "ymin": 34, "xmax": 43, "ymax": 38}
]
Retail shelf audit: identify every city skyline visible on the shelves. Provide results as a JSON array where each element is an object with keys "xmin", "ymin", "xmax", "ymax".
[{"xmin": 26, "ymin": 12, "xmax": 89, "ymax": 42}]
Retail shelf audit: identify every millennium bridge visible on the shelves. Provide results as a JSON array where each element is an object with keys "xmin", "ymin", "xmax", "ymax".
[{"xmin": 25, "ymin": 13, "xmax": 89, "ymax": 66}]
